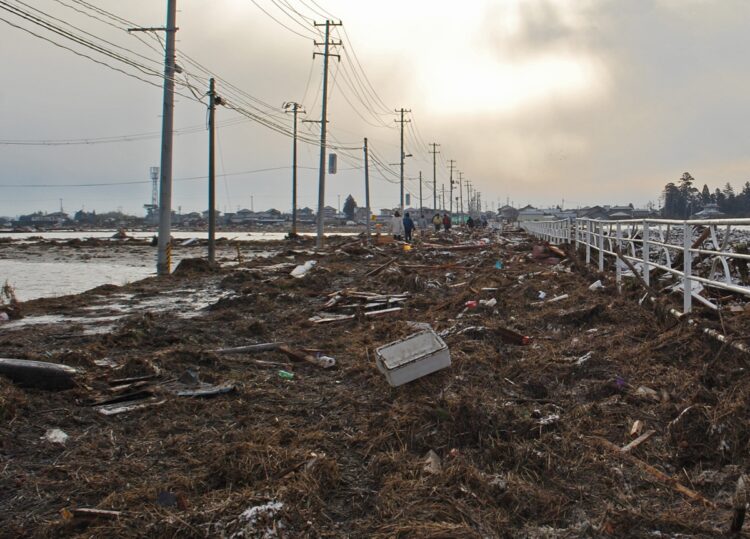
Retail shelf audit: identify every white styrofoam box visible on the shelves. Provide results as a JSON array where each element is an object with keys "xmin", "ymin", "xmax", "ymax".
[{"xmin": 375, "ymin": 329, "xmax": 451, "ymax": 387}]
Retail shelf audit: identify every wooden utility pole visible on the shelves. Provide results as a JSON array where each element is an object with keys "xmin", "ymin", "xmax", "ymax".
[
  {"xmin": 429, "ymin": 143, "xmax": 440, "ymax": 210},
  {"xmin": 137, "ymin": 0, "xmax": 176, "ymax": 275},
  {"xmin": 458, "ymin": 171, "xmax": 465, "ymax": 224},
  {"xmin": 418, "ymin": 171, "xmax": 423, "ymax": 214},
  {"xmin": 447, "ymin": 159, "xmax": 456, "ymax": 215},
  {"xmin": 284, "ymin": 102, "xmax": 304, "ymax": 236},
  {"xmin": 395, "ymin": 108, "xmax": 411, "ymax": 211},
  {"xmin": 313, "ymin": 20, "xmax": 342, "ymax": 248},
  {"xmin": 208, "ymin": 78, "xmax": 218, "ymax": 263},
  {"xmin": 364, "ymin": 138, "xmax": 371, "ymax": 243}
]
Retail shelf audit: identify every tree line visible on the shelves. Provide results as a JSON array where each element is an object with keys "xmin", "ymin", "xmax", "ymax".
[{"xmin": 661, "ymin": 172, "xmax": 750, "ymax": 218}]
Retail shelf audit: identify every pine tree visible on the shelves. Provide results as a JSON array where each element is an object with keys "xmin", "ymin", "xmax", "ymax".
[{"xmin": 343, "ymin": 194, "xmax": 357, "ymax": 220}]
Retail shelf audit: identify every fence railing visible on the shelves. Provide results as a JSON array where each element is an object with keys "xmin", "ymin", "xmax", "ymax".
[{"xmin": 521, "ymin": 217, "xmax": 750, "ymax": 313}]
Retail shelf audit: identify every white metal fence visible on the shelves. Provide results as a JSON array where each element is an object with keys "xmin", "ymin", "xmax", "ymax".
[{"xmin": 521, "ymin": 218, "xmax": 750, "ymax": 313}]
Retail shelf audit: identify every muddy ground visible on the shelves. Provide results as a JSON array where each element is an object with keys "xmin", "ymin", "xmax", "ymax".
[{"xmin": 1, "ymin": 229, "xmax": 750, "ymax": 538}]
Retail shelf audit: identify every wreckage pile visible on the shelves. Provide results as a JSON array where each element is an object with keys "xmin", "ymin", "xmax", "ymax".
[{"xmin": 2, "ymin": 228, "xmax": 750, "ymax": 537}]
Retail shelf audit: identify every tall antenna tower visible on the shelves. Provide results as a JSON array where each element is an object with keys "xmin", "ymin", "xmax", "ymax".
[{"xmin": 144, "ymin": 166, "xmax": 159, "ymax": 224}]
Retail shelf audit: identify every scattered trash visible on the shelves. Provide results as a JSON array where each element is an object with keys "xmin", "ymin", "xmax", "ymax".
[
  {"xmin": 0, "ymin": 358, "xmax": 79, "ymax": 390},
  {"xmin": 479, "ymin": 298, "xmax": 497, "ymax": 308},
  {"xmin": 0, "ymin": 311, "xmax": 8, "ymax": 323},
  {"xmin": 635, "ymin": 385, "xmax": 659, "ymax": 401},
  {"xmin": 290, "ymin": 260, "xmax": 317, "ymax": 278},
  {"xmin": 547, "ymin": 294, "xmax": 569, "ymax": 303},
  {"xmin": 423, "ymin": 450, "xmax": 442, "ymax": 474},
  {"xmin": 376, "ymin": 329, "xmax": 451, "ymax": 387},
  {"xmin": 538, "ymin": 414, "xmax": 560, "ymax": 426},
  {"xmin": 235, "ymin": 501, "xmax": 285, "ymax": 538},
  {"xmin": 278, "ymin": 370, "xmax": 294, "ymax": 380},
  {"xmin": 630, "ymin": 420, "xmax": 644, "ymax": 437},
  {"xmin": 172, "ymin": 381, "xmax": 236, "ymax": 398},
  {"xmin": 464, "ymin": 300, "xmax": 478, "ymax": 309},
  {"xmin": 496, "ymin": 327, "xmax": 531, "ymax": 345},
  {"xmin": 537, "ymin": 291, "xmax": 547, "ymax": 300},
  {"xmin": 575, "ymin": 351, "xmax": 592, "ymax": 365},
  {"xmin": 61, "ymin": 508, "xmax": 122, "ymax": 522},
  {"xmin": 407, "ymin": 321, "xmax": 433, "ymax": 331},
  {"xmin": 494, "ymin": 260, "xmax": 504, "ymax": 269},
  {"xmin": 95, "ymin": 397, "xmax": 167, "ymax": 416},
  {"xmin": 278, "ymin": 345, "xmax": 336, "ymax": 368},
  {"xmin": 42, "ymin": 428, "xmax": 69, "ymax": 445},
  {"xmin": 589, "ymin": 280, "xmax": 604, "ymax": 291}
]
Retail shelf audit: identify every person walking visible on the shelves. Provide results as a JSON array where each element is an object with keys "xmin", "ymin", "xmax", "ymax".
[
  {"xmin": 443, "ymin": 213, "xmax": 452, "ymax": 233},
  {"xmin": 432, "ymin": 213, "xmax": 442, "ymax": 232},
  {"xmin": 390, "ymin": 210, "xmax": 405, "ymax": 241},
  {"xmin": 403, "ymin": 212, "xmax": 415, "ymax": 242}
]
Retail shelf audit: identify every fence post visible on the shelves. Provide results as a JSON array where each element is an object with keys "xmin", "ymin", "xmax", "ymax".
[
  {"xmin": 586, "ymin": 220, "xmax": 591, "ymax": 264},
  {"xmin": 599, "ymin": 221, "xmax": 604, "ymax": 271},
  {"xmin": 642, "ymin": 220, "xmax": 650, "ymax": 287},
  {"xmin": 683, "ymin": 222, "xmax": 692, "ymax": 313}
]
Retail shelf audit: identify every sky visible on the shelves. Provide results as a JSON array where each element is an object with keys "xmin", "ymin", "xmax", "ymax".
[{"xmin": 1, "ymin": 0, "xmax": 750, "ymax": 218}]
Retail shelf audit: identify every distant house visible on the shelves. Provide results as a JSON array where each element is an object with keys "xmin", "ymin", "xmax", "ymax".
[
  {"xmin": 15, "ymin": 211, "xmax": 71, "ymax": 228},
  {"xmin": 354, "ymin": 207, "xmax": 371, "ymax": 223},
  {"xmin": 298, "ymin": 207, "xmax": 315, "ymax": 223},
  {"xmin": 577, "ymin": 206, "xmax": 609, "ymax": 220},
  {"xmin": 517, "ymin": 207, "xmax": 552, "ymax": 222},
  {"xmin": 498, "ymin": 205, "xmax": 519, "ymax": 222},
  {"xmin": 692, "ymin": 203, "xmax": 725, "ymax": 219}
]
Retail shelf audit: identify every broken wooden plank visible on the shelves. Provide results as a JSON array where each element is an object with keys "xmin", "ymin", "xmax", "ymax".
[
  {"xmin": 620, "ymin": 429, "xmax": 655, "ymax": 453},
  {"xmin": 212, "ymin": 342, "xmax": 282, "ymax": 354},
  {"xmin": 95, "ymin": 397, "xmax": 167, "ymax": 416},
  {"xmin": 277, "ymin": 345, "xmax": 335, "ymax": 368},
  {"xmin": 173, "ymin": 381, "xmax": 236, "ymax": 397},
  {"xmin": 364, "ymin": 257, "xmax": 397, "ymax": 277},
  {"xmin": 91, "ymin": 390, "xmax": 153, "ymax": 407},
  {"xmin": 108, "ymin": 374, "xmax": 158, "ymax": 386},
  {"xmin": 67, "ymin": 508, "xmax": 122, "ymax": 520},
  {"xmin": 592, "ymin": 436, "xmax": 716, "ymax": 508},
  {"xmin": 0, "ymin": 358, "xmax": 79, "ymax": 390}
]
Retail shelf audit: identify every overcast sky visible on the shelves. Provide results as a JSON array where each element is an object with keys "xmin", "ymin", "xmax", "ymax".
[{"xmin": 1, "ymin": 0, "xmax": 750, "ymax": 217}]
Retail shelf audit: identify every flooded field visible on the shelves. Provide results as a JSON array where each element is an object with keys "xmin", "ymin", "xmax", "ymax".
[{"xmin": 0, "ymin": 233, "xmax": 284, "ymax": 301}]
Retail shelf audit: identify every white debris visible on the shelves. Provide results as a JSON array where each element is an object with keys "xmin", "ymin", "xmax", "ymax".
[
  {"xmin": 479, "ymin": 298, "xmax": 497, "ymax": 308},
  {"xmin": 290, "ymin": 260, "xmax": 317, "ymax": 278},
  {"xmin": 588, "ymin": 280, "xmax": 604, "ymax": 291},
  {"xmin": 232, "ymin": 501, "xmax": 284, "ymax": 539},
  {"xmin": 42, "ymin": 428, "xmax": 69, "ymax": 445}
]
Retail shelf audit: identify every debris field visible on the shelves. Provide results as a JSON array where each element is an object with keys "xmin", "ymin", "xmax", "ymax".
[{"xmin": 2, "ymin": 228, "xmax": 750, "ymax": 538}]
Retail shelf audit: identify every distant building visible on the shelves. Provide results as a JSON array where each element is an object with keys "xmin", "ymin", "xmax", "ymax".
[
  {"xmin": 498, "ymin": 205, "xmax": 519, "ymax": 222},
  {"xmin": 692, "ymin": 203, "xmax": 725, "ymax": 219},
  {"xmin": 517, "ymin": 207, "xmax": 553, "ymax": 222},
  {"xmin": 14, "ymin": 211, "xmax": 71, "ymax": 228}
]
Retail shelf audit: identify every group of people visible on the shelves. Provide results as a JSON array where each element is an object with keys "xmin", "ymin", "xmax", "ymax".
[{"xmin": 390, "ymin": 211, "xmax": 489, "ymax": 242}]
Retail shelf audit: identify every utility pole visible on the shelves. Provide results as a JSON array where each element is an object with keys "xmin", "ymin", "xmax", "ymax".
[
  {"xmin": 447, "ymin": 159, "xmax": 456, "ymax": 215},
  {"xmin": 465, "ymin": 179, "xmax": 472, "ymax": 218},
  {"xmin": 418, "ymin": 171, "xmax": 423, "ymax": 214},
  {"xmin": 441, "ymin": 184, "xmax": 445, "ymax": 211},
  {"xmin": 283, "ymin": 102, "xmax": 304, "ymax": 236},
  {"xmin": 395, "ymin": 108, "xmax": 411, "ymax": 211},
  {"xmin": 207, "ymin": 77, "xmax": 222, "ymax": 264},
  {"xmin": 364, "ymin": 137, "xmax": 371, "ymax": 243},
  {"xmin": 458, "ymin": 171, "xmax": 464, "ymax": 224},
  {"xmin": 429, "ymin": 143, "xmax": 440, "ymax": 210},
  {"xmin": 313, "ymin": 20, "xmax": 342, "ymax": 248},
  {"xmin": 152, "ymin": 0, "xmax": 177, "ymax": 275}
]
